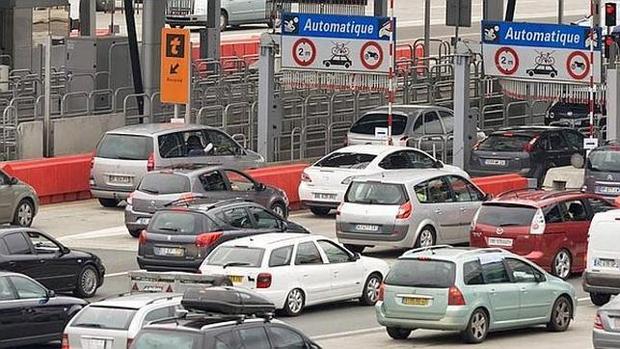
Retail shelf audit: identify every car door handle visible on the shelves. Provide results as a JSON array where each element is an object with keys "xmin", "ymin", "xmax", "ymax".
[
  {"xmin": 8, "ymin": 261, "xmax": 16, "ymax": 267},
  {"xmin": 39, "ymin": 259, "xmax": 46, "ymax": 264},
  {"xmin": 434, "ymin": 209, "xmax": 443, "ymax": 215}
]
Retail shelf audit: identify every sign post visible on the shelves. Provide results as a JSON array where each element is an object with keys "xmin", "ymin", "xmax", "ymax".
[{"xmin": 160, "ymin": 27, "xmax": 191, "ymax": 122}]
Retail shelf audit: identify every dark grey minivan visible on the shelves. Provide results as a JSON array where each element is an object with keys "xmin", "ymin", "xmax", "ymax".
[{"xmin": 584, "ymin": 143, "xmax": 620, "ymax": 198}]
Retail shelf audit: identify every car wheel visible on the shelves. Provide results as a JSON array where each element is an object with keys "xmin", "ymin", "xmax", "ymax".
[
  {"xmin": 220, "ymin": 10, "xmax": 229, "ymax": 31},
  {"xmin": 360, "ymin": 273, "xmax": 382, "ymax": 305},
  {"xmin": 462, "ymin": 308, "xmax": 489, "ymax": 344},
  {"xmin": 324, "ymin": 61, "xmax": 331, "ymax": 67},
  {"xmin": 590, "ymin": 293, "xmax": 611, "ymax": 306},
  {"xmin": 271, "ymin": 202, "xmax": 287, "ymax": 218},
  {"xmin": 547, "ymin": 296, "xmax": 572, "ymax": 332},
  {"xmin": 344, "ymin": 244, "xmax": 365, "ymax": 254},
  {"xmin": 283, "ymin": 288, "xmax": 305, "ymax": 316},
  {"xmin": 13, "ymin": 199, "xmax": 34, "ymax": 227},
  {"xmin": 128, "ymin": 229, "xmax": 141, "ymax": 238},
  {"xmin": 98, "ymin": 198, "xmax": 119, "ymax": 208},
  {"xmin": 386, "ymin": 327, "xmax": 411, "ymax": 340},
  {"xmin": 309, "ymin": 207, "xmax": 331, "ymax": 216},
  {"xmin": 74, "ymin": 265, "xmax": 99, "ymax": 298},
  {"xmin": 415, "ymin": 226, "xmax": 435, "ymax": 248},
  {"xmin": 551, "ymin": 249, "xmax": 572, "ymax": 280}
]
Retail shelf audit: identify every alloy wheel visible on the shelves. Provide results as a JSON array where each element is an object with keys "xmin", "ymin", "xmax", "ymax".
[
  {"xmin": 366, "ymin": 276, "xmax": 381, "ymax": 303},
  {"xmin": 553, "ymin": 250, "xmax": 571, "ymax": 279},
  {"xmin": 418, "ymin": 230, "xmax": 434, "ymax": 248},
  {"xmin": 470, "ymin": 312, "xmax": 487, "ymax": 340},
  {"xmin": 17, "ymin": 202, "xmax": 33, "ymax": 227},
  {"xmin": 80, "ymin": 268, "xmax": 98, "ymax": 297},
  {"xmin": 287, "ymin": 289, "xmax": 304, "ymax": 314},
  {"xmin": 553, "ymin": 299, "xmax": 570, "ymax": 329}
]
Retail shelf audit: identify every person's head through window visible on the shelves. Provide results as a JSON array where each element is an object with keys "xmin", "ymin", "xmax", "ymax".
[{"xmin": 186, "ymin": 135, "xmax": 204, "ymax": 156}]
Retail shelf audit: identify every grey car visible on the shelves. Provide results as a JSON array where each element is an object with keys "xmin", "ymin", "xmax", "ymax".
[
  {"xmin": 336, "ymin": 170, "xmax": 486, "ymax": 253},
  {"xmin": 0, "ymin": 169, "xmax": 38, "ymax": 227},
  {"xmin": 584, "ymin": 143, "xmax": 620, "ymax": 198},
  {"xmin": 90, "ymin": 123, "xmax": 264, "ymax": 208},
  {"xmin": 125, "ymin": 166, "xmax": 289, "ymax": 237},
  {"xmin": 594, "ymin": 295, "xmax": 620, "ymax": 348},
  {"xmin": 166, "ymin": 0, "xmax": 272, "ymax": 30}
]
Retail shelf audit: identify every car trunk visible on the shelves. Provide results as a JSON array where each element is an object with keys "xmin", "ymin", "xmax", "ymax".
[
  {"xmin": 142, "ymin": 232, "xmax": 203, "ymax": 263},
  {"xmin": 473, "ymin": 203, "xmax": 539, "ymax": 255},
  {"xmin": 600, "ymin": 309, "xmax": 620, "ymax": 332},
  {"xmin": 305, "ymin": 167, "xmax": 363, "ymax": 191},
  {"xmin": 67, "ymin": 305, "xmax": 137, "ymax": 349},
  {"xmin": 347, "ymin": 113, "xmax": 409, "ymax": 146},
  {"xmin": 588, "ymin": 220, "xmax": 620, "ymax": 272},
  {"xmin": 471, "ymin": 133, "xmax": 534, "ymax": 174},
  {"xmin": 200, "ymin": 265, "xmax": 262, "ymax": 290},
  {"xmin": 132, "ymin": 173, "xmax": 194, "ymax": 214},
  {"xmin": 339, "ymin": 202, "xmax": 399, "ymax": 234},
  {"xmin": 132, "ymin": 192, "xmax": 185, "ymax": 214},
  {"xmin": 201, "ymin": 245, "xmax": 266, "ymax": 288},
  {"xmin": 71, "ymin": 330, "xmax": 130, "ymax": 349}
]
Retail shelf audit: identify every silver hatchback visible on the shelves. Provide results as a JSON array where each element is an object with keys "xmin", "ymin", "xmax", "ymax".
[
  {"xmin": 336, "ymin": 170, "xmax": 487, "ymax": 253},
  {"xmin": 0, "ymin": 169, "xmax": 39, "ymax": 227},
  {"xmin": 90, "ymin": 123, "xmax": 264, "ymax": 207}
]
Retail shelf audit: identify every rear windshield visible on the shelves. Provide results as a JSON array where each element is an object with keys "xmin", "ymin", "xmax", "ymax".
[
  {"xmin": 478, "ymin": 134, "xmax": 532, "ymax": 152},
  {"xmin": 350, "ymin": 113, "xmax": 408, "ymax": 135},
  {"xmin": 588, "ymin": 150, "xmax": 620, "ymax": 173},
  {"xmin": 134, "ymin": 330, "xmax": 199, "ymax": 349},
  {"xmin": 476, "ymin": 204, "xmax": 537, "ymax": 227},
  {"xmin": 315, "ymin": 152, "xmax": 376, "ymax": 169},
  {"xmin": 139, "ymin": 174, "xmax": 191, "ymax": 195},
  {"xmin": 71, "ymin": 306, "xmax": 137, "ymax": 330},
  {"xmin": 386, "ymin": 259, "xmax": 456, "ymax": 288},
  {"xmin": 346, "ymin": 182, "xmax": 407, "ymax": 205},
  {"xmin": 206, "ymin": 246, "xmax": 265, "ymax": 267},
  {"xmin": 96, "ymin": 134, "xmax": 153, "ymax": 160},
  {"xmin": 149, "ymin": 211, "xmax": 215, "ymax": 235}
]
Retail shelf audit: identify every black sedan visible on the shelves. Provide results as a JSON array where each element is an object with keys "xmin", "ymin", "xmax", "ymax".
[
  {"xmin": 0, "ymin": 228, "xmax": 106, "ymax": 298},
  {"xmin": 0, "ymin": 271, "xmax": 87, "ymax": 348}
]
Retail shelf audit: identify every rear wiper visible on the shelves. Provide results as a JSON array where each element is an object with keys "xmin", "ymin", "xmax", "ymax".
[
  {"xmin": 76, "ymin": 323, "xmax": 103, "ymax": 328},
  {"xmin": 223, "ymin": 262, "xmax": 250, "ymax": 269},
  {"xmin": 499, "ymin": 223, "xmax": 520, "ymax": 227},
  {"xmin": 159, "ymin": 227, "xmax": 179, "ymax": 232},
  {"xmin": 117, "ymin": 156, "xmax": 142, "ymax": 161},
  {"xmin": 141, "ymin": 188, "xmax": 159, "ymax": 194}
]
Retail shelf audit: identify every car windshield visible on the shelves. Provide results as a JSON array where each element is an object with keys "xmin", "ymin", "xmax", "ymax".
[
  {"xmin": 139, "ymin": 174, "xmax": 191, "ymax": 195},
  {"xmin": 346, "ymin": 182, "xmax": 407, "ymax": 205},
  {"xmin": 149, "ymin": 212, "xmax": 212, "ymax": 235},
  {"xmin": 134, "ymin": 330, "xmax": 199, "ymax": 349},
  {"xmin": 588, "ymin": 149, "xmax": 620, "ymax": 173},
  {"xmin": 385, "ymin": 259, "xmax": 455, "ymax": 288},
  {"xmin": 314, "ymin": 152, "xmax": 376, "ymax": 169},
  {"xmin": 71, "ymin": 306, "xmax": 137, "ymax": 330},
  {"xmin": 96, "ymin": 134, "xmax": 153, "ymax": 160},
  {"xmin": 350, "ymin": 113, "xmax": 408, "ymax": 136},
  {"xmin": 476, "ymin": 204, "xmax": 537, "ymax": 227},
  {"xmin": 206, "ymin": 246, "xmax": 265, "ymax": 267},
  {"xmin": 478, "ymin": 134, "xmax": 532, "ymax": 152}
]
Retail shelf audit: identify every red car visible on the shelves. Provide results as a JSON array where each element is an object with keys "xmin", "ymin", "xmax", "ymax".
[{"xmin": 470, "ymin": 190, "xmax": 617, "ymax": 279}]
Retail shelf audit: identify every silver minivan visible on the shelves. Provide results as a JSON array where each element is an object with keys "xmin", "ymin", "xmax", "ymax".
[
  {"xmin": 336, "ymin": 170, "xmax": 487, "ymax": 253},
  {"xmin": 90, "ymin": 123, "xmax": 264, "ymax": 207},
  {"xmin": 166, "ymin": 0, "xmax": 272, "ymax": 30}
]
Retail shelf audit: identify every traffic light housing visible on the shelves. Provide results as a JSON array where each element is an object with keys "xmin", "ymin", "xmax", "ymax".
[
  {"xmin": 606, "ymin": 3, "xmax": 617, "ymax": 27},
  {"xmin": 604, "ymin": 34, "xmax": 616, "ymax": 58}
]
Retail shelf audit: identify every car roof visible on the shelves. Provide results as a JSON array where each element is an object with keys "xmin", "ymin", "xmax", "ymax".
[
  {"xmin": 331, "ymin": 144, "xmax": 424, "ymax": 156},
  {"xmin": 400, "ymin": 246, "xmax": 510, "ymax": 262},
  {"xmin": 146, "ymin": 317, "xmax": 283, "ymax": 333},
  {"xmin": 491, "ymin": 126, "xmax": 570, "ymax": 136},
  {"xmin": 350, "ymin": 169, "xmax": 459, "ymax": 185},
  {"xmin": 368, "ymin": 105, "xmax": 451, "ymax": 116},
  {"xmin": 218, "ymin": 233, "xmax": 315, "ymax": 249},
  {"xmin": 487, "ymin": 189, "xmax": 597, "ymax": 208},
  {"xmin": 107, "ymin": 123, "xmax": 217, "ymax": 136},
  {"xmin": 148, "ymin": 166, "xmax": 229, "ymax": 176},
  {"xmin": 91, "ymin": 293, "xmax": 183, "ymax": 310}
]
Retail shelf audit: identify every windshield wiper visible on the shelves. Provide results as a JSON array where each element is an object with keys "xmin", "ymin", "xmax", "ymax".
[
  {"xmin": 223, "ymin": 262, "xmax": 251, "ymax": 269},
  {"xmin": 159, "ymin": 227, "xmax": 179, "ymax": 232}
]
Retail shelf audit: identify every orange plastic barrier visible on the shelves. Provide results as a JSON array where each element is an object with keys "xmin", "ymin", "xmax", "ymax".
[
  {"xmin": 471, "ymin": 174, "xmax": 529, "ymax": 197},
  {"xmin": 248, "ymin": 164, "xmax": 307, "ymax": 210}
]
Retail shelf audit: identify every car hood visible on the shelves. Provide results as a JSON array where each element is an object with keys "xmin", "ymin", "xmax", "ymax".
[
  {"xmin": 441, "ymin": 164, "xmax": 470, "ymax": 178},
  {"xmin": 359, "ymin": 256, "xmax": 390, "ymax": 276}
]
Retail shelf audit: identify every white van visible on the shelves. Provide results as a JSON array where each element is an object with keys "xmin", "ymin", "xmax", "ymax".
[{"xmin": 584, "ymin": 209, "xmax": 620, "ymax": 306}]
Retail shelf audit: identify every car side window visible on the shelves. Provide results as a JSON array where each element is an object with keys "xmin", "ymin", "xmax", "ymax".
[
  {"xmin": 158, "ymin": 133, "xmax": 185, "ymax": 159},
  {"xmin": 545, "ymin": 205, "xmax": 563, "ymax": 224},
  {"xmin": 463, "ymin": 260, "xmax": 485, "ymax": 285},
  {"xmin": 3, "ymin": 233, "xmax": 32, "ymax": 255},
  {"xmin": 199, "ymin": 171, "xmax": 227, "ymax": 191},
  {"xmin": 249, "ymin": 207, "xmax": 280, "ymax": 230},
  {"xmin": 295, "ymin": 242, "xmax": 324, "ymax": 265},
  {"xmin": 549, "ymin": 133, "xmax": 568, "ymax": 150},
  {"xmin": 415, "ymin": 177, "xmax": 454, "ymax": 204},
  {"xmin": 424, "ymin": 112, "xmax": 443, "ymax": 134},
  {"xmin": 224, "ymin": 170, "xmax": 255, "ymax": 192},
  {"xmin": 9, "ymin": 276, "xmax": 46, "ymax": 299},
  {"xmin": 588, "ymin": 198, "xmax": 614, "ymax": 214},
  {"xmin": 269, "ymin": 246, "xmax": 294, "ymax": 267},
  {"xmin": 0, "ymin": 277, "xmax": 16, "ymax": 301},
  {"xmin": 144, "ymin": 305, "xmax": 177, "ymax": 324},
  {"xmin": 236, "ymin": 327, "xmax": 270, "ymax": 349},
  {"xmin": 480, "ymin": 258, "xmax": 510, "ymax": 284},
  {"xmin": 379, "ymin": 151, "xmax": 410, "ymax": 170},
  {"xmin": 447, "ymin": 176, "xmax": 477, "ymax": 202},
  {"xmin": 564, "ymin": 131, "xmax": 583, "ymax": 149},
  {"xmin": 412, "ymin": 114, "xmax": 424, "ymax": 135},
  {"xmin": 221, "ymin": 208, "xmax": 254, "ymax": 229},
  {"xmin": 505, "ymin": 258, "xmax": 538, "ymax": 283},
  {"xmin": 268, "ymin": 326, "xmax": 307, "ymax": 349},
  {"xmin": 317, "ymin": 240, "xmax": 351, "ymax": 264},
  {"xmin": 403, "ymin": 150, "xmax": 435, "ymax": 169},
  {"xmin": 205, "ymin": 130, "xmax": 242, "ymax": 156},
  {"xmin": 0, "ymin": 171, "xmax": 7, "ymax": 185},
  {"xmin": 0, "ymin": 239, "xmax": 9, "ymax": 255},
  {"xmin": 25, "ymin": 232, "xmax": 60, "ymax": 255},
  {"xmin": 561, "ymin": 200, "xmax": 588, "ymax": 222},
  {"xmin": 214, "ymin": 331, "xmax": 240, "ymax": 349}
]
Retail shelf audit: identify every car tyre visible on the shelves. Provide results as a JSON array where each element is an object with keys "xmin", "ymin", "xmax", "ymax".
[
  {"xmin": 270, "ymin": 202, "xmax": 287, "ymax": 218},
  {"xmin": 309, "ymin": 207, "xmax": 331, "ymax": 216},
  {"xmin": 551, "ymin": 249, "xmax": 571, "ymax": 280},
  {"xmin": 128, "ymin": 229, "xmax": 141, "ymax": 238},
  {"xmin": 462, "ymin": 308, "xmax": 489, "ymax": 344},
  {"xmin": 98, "ymin": 198, "xmax": 119, "ymax": 208},
  {"xmin": 74, "ymin": 265, "xmax": 99, "ymax": 298},
  {"xmin": 13, "ymin": 199, "xmax": 34, "ymax": 227},
  {"xmin": 386, "ymin": 327, "xmax": 411, "ymax": 340},
  {"xmin": 344, "ymin": 244, "xmax": 365, "ymax": 254},
  {"xmin": 282, "ymin": 288, "xmax": 305, "ymax": 317},
  {"xmin": 590, "ymin": 293, "xmax": 611, "ymax": 306},
  {"xmin": 359, "ymin": 273, "xmax": 382, "ymax": 306},
  {"xmin": 414, "ymin": 226, "xmax": 435, "ymax": 248},
  {"xmin": 547, "ymin": 296, "xmax": 572, "ymax": 332},
  {"xmin": 220, "ymin": 10, "xmax": 229, "ymax": 31}
]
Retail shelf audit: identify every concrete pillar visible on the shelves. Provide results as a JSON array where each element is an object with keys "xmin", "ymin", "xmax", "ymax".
[
  {"xmin": 607, "ymin": 69, "xmax": 620, "ymax": 142},
  {"xmin": 142, "ymin": 0, "xmax": 166, "ymax": 97},
  {"xmin": 374, "ymin": 0, "xmax": 388, "ymax": 17},
  {"xmin": 79, "ymin": 0, "xmax": 96, "ymax": 36},
  {"xmin": 453, "ymin": 41, "xmax": 476, "ymax": 170},
  {"xmin": 483, "ymin": 0, "xmax": 504, "ymax": 20},
  {"xmin": 200, "ymin": 0, "xmax": 221, "ymax": 60},
  {"xmin": 257, "ymin": 33, "xmax": 281, "ymax": 162}
]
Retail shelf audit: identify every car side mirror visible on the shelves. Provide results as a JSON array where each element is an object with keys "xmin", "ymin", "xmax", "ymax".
[
  {"xmin": 46, "ymin": 289, "xmax": 55, "ymax": 299},
  {"xmin": 482, "ymin": 193, "xmax": 492, "ymax": 201},
  {"xmin": 351, "ymin": 252, "xmax": 361, "ymax": 261},
  {"xmin": 433, "ymin": 160, "xmax": 443, "ymax": 169},
  {"xmin": 280, "ymin": 221, "xmax": 289, "ymax": 231},
  {"xmin": 59, "ymin": 246, "xmax": 70, "ymax": 255}
]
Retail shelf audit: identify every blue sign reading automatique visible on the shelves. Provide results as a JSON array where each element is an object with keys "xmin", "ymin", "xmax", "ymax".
[
  {"xmin": 281, "ymin": 12, "xmax": 393, "ymax": 41},
  {"xmin": 482, "ymin": 20, "xmax": 601, "ymax": 51}
]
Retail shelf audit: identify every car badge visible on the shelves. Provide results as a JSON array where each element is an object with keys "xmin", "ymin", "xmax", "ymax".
[
  {"xmin": 149, "ymin": 200, "xmax": 156, "ymax": 208},
  {"xmin": 496, "ymin": 227, "xmax": 504, "ymax": 235},
  {"xmin": 608, "ymin": 174, "xmax": 614, "ymax": 181},
  {"xmin": 167, "ymin": 235, "xmax": 172, "ymax": 241}
]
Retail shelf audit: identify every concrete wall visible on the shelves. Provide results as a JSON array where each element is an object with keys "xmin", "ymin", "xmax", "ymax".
[
  {"xmin": 17, "ymin": 120, "xmax": 44, "ymax": 159},
  {"xmin": 52, "ymin": 113, "xmax": 125, "ymax": 156}
]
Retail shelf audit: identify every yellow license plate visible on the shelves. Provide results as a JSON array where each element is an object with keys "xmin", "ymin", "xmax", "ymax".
[
  {"xmin": 403, "ymin": 297, "xmax": 429, "ymax": 306},
  {"xmin": 229, "ymin": 275, "xmax": 244, "ymax": 284}
]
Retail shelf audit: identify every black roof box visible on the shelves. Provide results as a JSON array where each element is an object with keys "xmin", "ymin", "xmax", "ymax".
[{"xmin": 181, "ymin": 287, "xmax": 275, "ymax": 315}]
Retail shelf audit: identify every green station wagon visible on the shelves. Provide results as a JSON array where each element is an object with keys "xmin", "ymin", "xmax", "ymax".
[{"xmin": 376, "ymin": 246, "xmax": 576, "ymax": 343}]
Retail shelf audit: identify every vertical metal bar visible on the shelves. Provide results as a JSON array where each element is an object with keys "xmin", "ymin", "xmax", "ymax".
[
  {"xmin": 44, "ymin": 35, "xmax": 52, "ymax": 157},
  {"xmin": 124, "ymin": 0, "xmax": 145, "ymax": 117},
  {"xmin": 424, "ymin": 0, "xmax": 431, "ymax": 67},
  {"xmin": 505, "ymin": 0, "xmax": 516, "ymax": 21},
  {"xmin": 558, "ymin": 0, "xmax": 564, "ymax": 23}
]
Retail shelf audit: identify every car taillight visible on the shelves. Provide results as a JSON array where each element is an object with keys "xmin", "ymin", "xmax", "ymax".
[
  {"xmin": 61, "ymin": 334, "xmax": 70, "ymax": 349},
  {"xmin": 523, "ymin": 136, "xmax": 539, "ymax": 153},
  {"xmin": 396, "ymin": 201, "xmax": 412, "ymax": 219},
  {"xmin": 530, "ymin": 208, "xmax": 546, "ymax": 235},
  {"xmin": 89, "ymin": 157, "xmax": 94, "ymax": 169},
  {"xmin": 470, "ymin": 207, "xmax": 481, "ymax": 229},
  {"xmin": 127, "ymin": 192, "xmax": 134, "ymax": 205},
  {"xmin": 257, "ymin": 273, "xmax": 272, "ymax": 288},
  {"xmin": 594, "ymin": 313, "xmax": 604, "ymax": 330},
  {"xmin": 138, "ymin": 230, "xmax": 148, "ymax": 245},
  {"xmin": 147, "ymin": 152, "xmax": 155, "ymax": 172},
  {"xmin": 126, "ymin": 338, "xmax": 133, "ymax": 349},
  {"xmin": 301, "ymin": 171, "xmax": 312, "ymax": 183},
  {"xmin": 448, "ymin": 286, "xmax": 466, "ymax": 306},
  {"xmin": 195, "ymin": 232, "xmax": 223, "ymax": 248},
  {"xmin": 378, "ymin": 282, "xmax": 385, "ymax": 301}
]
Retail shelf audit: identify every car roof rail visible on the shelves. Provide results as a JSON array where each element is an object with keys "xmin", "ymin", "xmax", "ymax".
[
  {"xmin": 539, "ymin": 190, "xmax": 584, "ymax": 200},
  {"xmin": 454, "ymin": 247, "xmax": 507, "ymax": 259},
  {"xmin": 404, "ymin": 245, "xmax": 454, "ymax": 256},
  {"xmin": 144, "ymin": 294, "xmax": 182, "ymax": 306},
  {"xmin": 496, "ymin": 188, "xmax": 538, "ymax": 199},
  {"xmin": 163, "ymin": 194, "xmax": 211, "ymax": 208}
]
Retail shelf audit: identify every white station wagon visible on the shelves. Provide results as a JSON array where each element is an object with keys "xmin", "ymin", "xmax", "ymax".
[{"xmin": 199, "ymin": 233, "xmax": 390, "ymax": 316}]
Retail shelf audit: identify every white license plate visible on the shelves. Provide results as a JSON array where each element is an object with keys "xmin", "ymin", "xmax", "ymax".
[
  {"xmin": 85, "ymin": 339, "xmax": 109, "ymax": 349},
  {"xmin": 136, "ymin": 217, "xmax": 151, "ymax": 225},
  {"xmin": 488, "ymin": 237, "xmax": 513, "ymax": 247},
  {"xmin": 109, "ymin": 175, "xmax": 131, "ymax": 184},
  {"xmin": 484, "ymin": 159, "xmax": 507, "ymax": 166},
  {"xmin": 596, "ymin": 258, "xmax": 618, "ymax": 269},
  {"xmin": 596, "ymin": 186, "xmax": 620, "ymax": 194},
  {"xmin": 154, "ymin": 247, "xmax": 185, "ymax": 257},
  {"xmin": 355, "ymin": 224, "xmax": 379, "ymax": 232},
  {"xmin": 314, "ymin": 193, "xmax": 337, "ymax": 200},
  {"xmin": 614, "ymin": 317, "xmax": 620, "ymax": 329}
]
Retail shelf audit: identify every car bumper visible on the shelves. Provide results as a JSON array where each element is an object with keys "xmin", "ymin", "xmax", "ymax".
[
  {"xmin": 583, "ymin": 272, "xmax": 620, "ymax": 295},
  {"xmin": 124, "ymin": 206, "xmax": 153, "ymax": 232},
  {"xmin": 90, "ymin": 187, "xmax": 134, "ymax": 200},
  {"xmin": 375, "ymin": 302, "xmax": 470, "ymax": 331},
  {"xmin": 336, "ymin": 224, "xmax": 411, "ymax": 247},
  {"xmin": 468, "ymin": 168, "xmax": 531, "ymax": 178},
  {"xmin": 137, "ymin": 256, "xmax": 204, "ymax": 273},
  {"xmin": 166, "ymin": 15, "xmax": 207, "ymax": 26},
  {"xmin": 593, "ymin": 328, "xmax": 620, "ymax": 349},
  {"xmin": 298, "ymin": 183, "xmax": 346, "ymax": 209},
  {"xmin": 250, "ymin": 289, "xmax": 289, "ymax": 310}
]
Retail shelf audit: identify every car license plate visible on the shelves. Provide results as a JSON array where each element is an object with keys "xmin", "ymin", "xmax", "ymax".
[
  {"xmin": 596, "ymin": 258, "xmax": 618, "ymax": 269},
  {"xmin": 488, "ymin": 237, "xmax": 513, "ymax": 247},
  {"xmin": 136, "ymin": 217, "xmax": 151, "ymax": 225},
  {"xmin": 314, "ymin": 193, "xmax": 337, "ymax": 200},
  {"xmin": 596, "ymin": 186, "xmax": 620, "ymax": 195},
  {"xmin": 614, "ymin": 317, "xmax": 620, "ymax": 329},
  {"xmin": 402, "ymin": 297, "xmax": 430, "ymax": 306},
  {"xmin": 484, "ymin": 159, "xmax": 507, "ymax": 166},
  {"xmin": 229, "ymin": 275, "xmax": 244, "ymax": 284},
  {"xmin": 355, "ymin": 224, "xmax": 379, "ymax": 232},
  {"xmin": 154, "ymin": 247, "xmax": 185, "ymax": 257},
  {"xmin": 109, "ymin": 175, "xmax": 131, "ymax": 184},
  {"xmin": 85, "ymin": 339, "xmax": 109, "ymax": 349}
]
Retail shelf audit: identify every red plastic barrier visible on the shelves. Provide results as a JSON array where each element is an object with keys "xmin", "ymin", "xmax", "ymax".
[
  {"xmin": 248, "ymin": 164, "xmax": 307, "ymax": 210},
  {"xmin": 471, "ymin": 174, "xmax": 529, "ymax": 197}
]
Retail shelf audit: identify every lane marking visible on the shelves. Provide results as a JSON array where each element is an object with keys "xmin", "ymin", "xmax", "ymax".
[
  {"xmin": 311, "ymin": 327, "xmax": 384, "ymax": 341},
  {"xmin": 58, "ymin": 226, "xmax": 128, "ymax": 242},
  {"xmin": 105, "ymin": 271, "xmax": 129, "ymax": 278}
]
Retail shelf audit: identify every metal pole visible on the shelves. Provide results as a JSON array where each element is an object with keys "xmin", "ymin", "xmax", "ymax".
[
  {"xmin": 200, "ymin": 0, "xmax": 221, "ymax": 60},
  {"xmin": 174, "ymin": 104, "xmax": 180, "ymax": 119},
  {"xmin": 506, "ymin": 0, "xmax": 516, "ymax": 21},
  {"xmin": 589, "ymin": 0, "xmax": 596, "ymax": 139},
  {"xmin": 387, "ymin": 0, "xmax": 395, "ymax": 144},
  {"xmin": 558, "ymin": 0, "xmax": 564, "ymax": 23},
  {"xmin": 44, "ymin": 35, "xmax": 52, "ymax": 157},
  {"xmin": 257, "ymin": 33, "xmax": 280, "ymax": 162},
  {"xmin": 453, "ymin": 41, "xmax": 472, "ymax": 170},
  {"xmin": 124, "ymin": 0, "xmax": 145, "ymax": 117},
  {"xmin": 424, "ymin": 0, "xmax": 431, "ymax": 66},
  {"xmin": 607, "ymin": 68, "xmax": 620, "ymax": 142}
]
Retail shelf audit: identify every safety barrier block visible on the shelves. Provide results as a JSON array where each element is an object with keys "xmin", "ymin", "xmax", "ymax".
[
  {"xmin": 472, "ymin": 174, "xmax": 529, "ymax": 196},
  {"xmin": 248, "ymin": 164, "xmax": 307, "ymax": 210}
]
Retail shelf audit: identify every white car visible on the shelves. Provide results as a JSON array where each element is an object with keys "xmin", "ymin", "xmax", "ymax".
[
  {"xmin": 63, "ymin": 293, "xmax": 182, "ymax": 349},
  {"xmin": 298, "ymin": 145, "xmax": 469, "ymax": 216},
  {"xmin": 199, "ymin": 233, "xmax": 390, "ymax": 316}
]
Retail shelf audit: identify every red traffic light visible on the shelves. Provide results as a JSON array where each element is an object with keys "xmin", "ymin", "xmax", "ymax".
[
  {"xmin": 606, "ymin": 36, "xmax": 615, "ymax": 46},
  {"xmin": 607, "ymin": 3, "xmax": 617, "ymax": 14}
]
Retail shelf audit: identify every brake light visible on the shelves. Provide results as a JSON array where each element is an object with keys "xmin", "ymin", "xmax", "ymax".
[
  {"xmin": 594, "ymin": 313, "xmax": 604, "ymax": 330},
  {"xmin": 378, "ymin": 282, "xmax": 385, "ymax": 301},
  {"xmin": 195, "ymin": 232, "xmax": 223, "ymax": 248},
  {"xmin": 530, "ymin": 208, "xmax": 546, "ymax": 235},
  {"xmin": 127, "ymin": 192, "xmax": 134, "ymax": 205},
  {"xmin": 523, "ymin": 136, "xmax": 539, "ymax": 153},
  {"xmin": 61, "ymin": 334, "xmax": 70, "ymax": 349},
  {"xmin": 147, "ymin": 153, "xmax": 155, "ymax": 172},
  {"xmin": 138, "ymin": 230, "xmax": 148, "ymax": 245},
  {"xmin": 396, "ymin": 201, "xmax": 412, "ymax": 219},
  {"xmin": 257, "ymin": 273, "xmax": 272, "ymax": 288},
  {"xmin": 301, "ymin": 171, "xmax": 312, "ymax": 183},
  {"xmin": 126, "ymin": 338, "xmax": 133, "ymax": 349},
  {"xmin": 448, "ymin": 286, "xmax": 466, "ymax": 306},
  {"xmin": 615, "ymin": 196, "xmax": 620, "ymax": 208}
]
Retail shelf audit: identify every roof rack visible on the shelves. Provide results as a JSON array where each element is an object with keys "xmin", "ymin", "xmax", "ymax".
[
  {"xmin": 540, "ymin": 190, "xmax": 584, "ymax": 200},
  {"xmin": 404, "ymin": 245, "xmax": 454, "ymax": 255}
]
